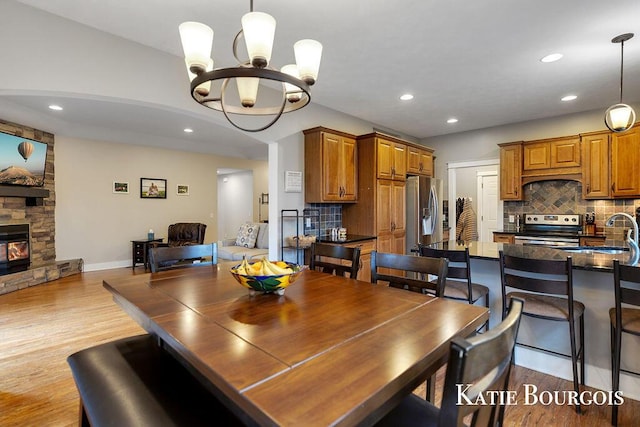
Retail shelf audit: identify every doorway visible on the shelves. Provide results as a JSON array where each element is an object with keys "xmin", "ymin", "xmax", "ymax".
[
  {"xmin": 217, "ymin": 169, "xmax": 254, "ymax": 240},
  {"xmin": 447, "ymin": 159, "xmax": 503, "ymax": 243}
]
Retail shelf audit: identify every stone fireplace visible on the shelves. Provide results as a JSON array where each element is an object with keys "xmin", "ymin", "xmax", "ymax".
[{"xmin": 0, "ymin": 119, "xmax": 82, "ymax": 295}]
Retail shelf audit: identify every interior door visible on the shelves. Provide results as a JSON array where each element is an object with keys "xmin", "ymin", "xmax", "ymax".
[{"xmin": 478, "ymin": 173, "xmax": 499, "ymax": 242}]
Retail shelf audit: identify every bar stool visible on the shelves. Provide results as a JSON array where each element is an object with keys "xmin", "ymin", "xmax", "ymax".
[
  {"xmin": 499, "ymin": 251, "xmax": 585, "ymax": 414},
  {"xmin": 610, "ymin": 260, "xmax": 640, "ymax": 426},
  {"xmin": 420, "ymin": 246, "xmax": 490, "ymax": 331}
]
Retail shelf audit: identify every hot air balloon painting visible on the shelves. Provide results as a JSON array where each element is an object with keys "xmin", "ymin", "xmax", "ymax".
[
  {"xmin": 0, "ymin": 131, "xmax": 48, "ymax": 187},
  {"xmin": 18, "ymin": 141, "xmax": 34, "ymax": 162}
]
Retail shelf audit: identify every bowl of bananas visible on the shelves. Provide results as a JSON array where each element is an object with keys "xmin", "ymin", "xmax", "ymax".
[{"xmin": 230, "ymin": 257, "xmax": 306, "ymax": 295}]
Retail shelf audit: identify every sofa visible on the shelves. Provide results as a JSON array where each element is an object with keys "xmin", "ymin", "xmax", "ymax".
[{"xmin": 218, "ymin": 222, "xmax": 269, "ymax": 261}]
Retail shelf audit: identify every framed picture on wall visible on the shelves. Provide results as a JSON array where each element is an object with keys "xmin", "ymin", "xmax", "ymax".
[
  {"xmin": 177, "ymin": 184, "xmax": 189, "ymax": 196},
  {"xmin": 140, "ymin": 178, "xmax": 166, "ymax": 199},
  {"xmin": 113, "ymin": 181, "xmax": 129, "ymax": 194}
]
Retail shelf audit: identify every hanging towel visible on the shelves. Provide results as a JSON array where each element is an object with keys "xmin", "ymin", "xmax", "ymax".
[{"xmin": 456, "ymin": 198, "xmax": 478, "ymax": 243}]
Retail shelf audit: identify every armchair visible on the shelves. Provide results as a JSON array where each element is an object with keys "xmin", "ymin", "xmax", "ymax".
[{"xmin": 162, "ymin": 223, "xmax": 207, "ymax": 247}]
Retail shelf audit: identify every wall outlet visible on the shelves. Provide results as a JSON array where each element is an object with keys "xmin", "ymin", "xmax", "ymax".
[
  {"xmin": 305, "ymin": 217, "xmax": 311, "ymax": 227},
  {"xmin": 508, "ymin": 215, "xmax": 515, "ymax": 223}
]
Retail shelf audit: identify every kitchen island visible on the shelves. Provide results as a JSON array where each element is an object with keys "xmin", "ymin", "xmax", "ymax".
[{"xmin": 431, "ymin": 241, "xmax": 640, "ymax": 400}]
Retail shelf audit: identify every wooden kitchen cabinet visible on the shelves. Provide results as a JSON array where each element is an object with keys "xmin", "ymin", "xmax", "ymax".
[
  {"xmin": 304, "ymin": 127, "xmax": 357, "ymax": 202},
  {"xmin": 376, "ymin": 179, "xmax": 406, "ymax": 255},
  {"xmin": 407, "ymin": 145, "xmax": 434, "ymax": 177},
  {"xmin": 611, "ymin": 127, "xmax": 640, "ymax": 198},
  {"xmin": 579, "ymin": 236, "xmax": 606, "ymax": 247},
  {"xmin": 343, "ymin": 132, "xmax": 420, "ymax": 258},
  {"xmin": 523, "ymin": 136, "xmax": 581, "ymax": 171},
  {"xmin": 493, "ymin": 233, "xmax": 515, "ymax": 244},
  {"xmin": 499, "ymin": 142, "xmax": 522, "ymax": 200},
  {"xmin": 581, "ymin": 131, "xmax": 611, "ymax": 199},
  {"xmin": 368, "ymin": 134, "xmax": 406, "ymax": 181}
]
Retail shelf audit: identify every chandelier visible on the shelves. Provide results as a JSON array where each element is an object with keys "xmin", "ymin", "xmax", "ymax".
[
  {"xmin": 604, "ymin": 33, "xmax": 635, "ymax": 133},
  {"xmin": 179, "ymin": 0, "xmax": 322, "ymax": 132}
]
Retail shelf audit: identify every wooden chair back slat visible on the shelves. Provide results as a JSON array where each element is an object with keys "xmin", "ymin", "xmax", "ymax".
[{"xmin": 149, "ymin": 243, "xmax": 217, "ymax": 273}]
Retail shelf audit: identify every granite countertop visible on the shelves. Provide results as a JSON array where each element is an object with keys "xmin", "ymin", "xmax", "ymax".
[
  {"xmin": 428, "ymin": 241, "xmax": 633, "ymax": 272},
  {"xmin": 317, "ymin": 234, "xmax": 376, "ymax": 244}
]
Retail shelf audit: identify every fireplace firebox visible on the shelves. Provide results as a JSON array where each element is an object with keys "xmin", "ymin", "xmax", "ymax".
[{"xmin": 0, "ymin": 224, "xmax": 30, "ymax": 274}]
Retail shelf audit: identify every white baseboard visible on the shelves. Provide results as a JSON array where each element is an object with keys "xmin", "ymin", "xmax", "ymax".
[{"xmin": 83, "ymin": 260, "xmax": 131, "ymax": 271}]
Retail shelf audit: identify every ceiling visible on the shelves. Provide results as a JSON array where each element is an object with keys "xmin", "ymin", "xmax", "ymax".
[{"xmin": 5, "ymin": 0, "xmax": 640, "ymax": 160}]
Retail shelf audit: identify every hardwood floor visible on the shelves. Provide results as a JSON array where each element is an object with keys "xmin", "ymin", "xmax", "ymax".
[{"xmin": 1, "ymin": 267, "xmax": 638, "ymax": 426}]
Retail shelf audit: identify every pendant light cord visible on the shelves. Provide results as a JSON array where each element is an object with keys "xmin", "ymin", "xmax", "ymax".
[{"xmin": 619, "ymin": 39, "xmax": 625, "ymax": 103}]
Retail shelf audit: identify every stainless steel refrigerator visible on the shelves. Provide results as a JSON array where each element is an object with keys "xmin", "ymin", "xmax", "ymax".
[{"xmin": 406, "ymin": 176, "xmax": 443, "ymax": 253}]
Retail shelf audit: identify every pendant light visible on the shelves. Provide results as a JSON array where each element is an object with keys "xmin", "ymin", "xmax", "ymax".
[
  {"xmin": 604, "ymin": 33, "xmax": 636, "ymax": 133},
  {"xmin": 179, "ymin": 0, "xmax": 322, "ymax": 132}
]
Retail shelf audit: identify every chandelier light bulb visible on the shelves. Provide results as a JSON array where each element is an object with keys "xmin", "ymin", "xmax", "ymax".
[
  {"xmin": 179, "ymin": 22, "xmax": 214, "ymax": 74},
  {"xmin": 294, "ymin": 39, "xmax": 323, "ymax": 85},
  {"xmin": 281, "ymin": 64, "xmax": 303, "ymax": 103},
  {"xmin": 237, "ymin": 77, "xmax": 260, "ymax": 108},
  {"xmin": 241, "ymin": 12, "xmax": 276, "ymax": 68}
]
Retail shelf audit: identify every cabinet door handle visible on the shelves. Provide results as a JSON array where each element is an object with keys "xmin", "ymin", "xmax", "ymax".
[
  {"xmin": 612, "ymin": 183, "xmax": 615, "ymax": 192},
  {"xmin": 586, "ymin": 184, "xmax": 590, "ymax": 193},
  {"xmin": 419, "ymin": 162, "xmax": 423, "ymax": 172}
]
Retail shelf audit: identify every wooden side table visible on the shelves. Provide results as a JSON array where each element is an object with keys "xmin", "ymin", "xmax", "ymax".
[{"xmin": 131, "ymin": 238, "xmax": 163, "ymax": 270}]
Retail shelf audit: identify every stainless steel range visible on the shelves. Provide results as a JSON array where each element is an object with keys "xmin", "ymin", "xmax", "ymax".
[{"xmin": 513, "ymin": 214, "xmax": 582, "ymax": 247}]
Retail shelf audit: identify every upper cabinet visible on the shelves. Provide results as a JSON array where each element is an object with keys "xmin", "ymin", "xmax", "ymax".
[
  {"xmin": 369, "ymin": 135, "xmax": 407, "ymax": 181},
  {"xmin": 499, "ymin": 142, "xmax": 523, "ymax": 200},
  {"xmin": 522, "ymin": 136, "xmax": 581, "ymax": 180},
  {"xmin": 407, "ymin": 145, "xmax": 434, "ymax": 177},
  {"xmin": 611, "ymin": 127, "xmax": 640, "ymax": 198},
  {"xmin": 499, "ymin": 124, "xmax": 640, "ymax": 200},
  {"xmin": 581, "ymin": 131, "xmax": 610, "ymax": 199},
  {"xmin": 304, "ymin": 127, "xmax": 358, "ymax": 203}
]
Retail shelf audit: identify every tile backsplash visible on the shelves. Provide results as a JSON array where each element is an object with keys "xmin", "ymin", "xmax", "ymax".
[
  {"xmin": 503, "ymin": 180, "xmax": 640, "ymax": 236},
  {"xmin": 307, "ymin": 203, "xmax": 343, "ymax": 239}
]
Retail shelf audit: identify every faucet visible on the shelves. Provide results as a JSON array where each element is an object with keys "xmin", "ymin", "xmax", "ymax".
[{"xmin": 606, "ymin": 212, "xmax": 640, "ymax": 266}]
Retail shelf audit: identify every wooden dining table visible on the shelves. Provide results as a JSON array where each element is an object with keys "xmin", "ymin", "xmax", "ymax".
[{"xmin": 103, "ymin": 262, "xmax": 489, "ymax": 426}]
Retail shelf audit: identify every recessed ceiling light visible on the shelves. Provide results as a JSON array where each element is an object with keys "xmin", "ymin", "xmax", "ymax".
[
  {"xmin": 561, "ymin": 95, "xmax": 577, "ymax": 101},
  {"xmin": 541, "ymin": 53, "xmax": 563, "ymax": 63},
  {"xmin": 183, "ymin": 128, "xmax": 194, "ymax": 133},
  {"xmin": 447, "ymin": 118, "xmax": 458, "ymax": 124},
  {"xmin": 400, "ymin": 94, "xmax": 414, "ymax": 101},
  {"xmin": 48, "ymin": 104, "xmax": 63, "ymax": 111}
]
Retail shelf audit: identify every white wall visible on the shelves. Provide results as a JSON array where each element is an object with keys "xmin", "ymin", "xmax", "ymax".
[{"xmin": 55, "ymin": 136, "xmax": 267, "ymax": 270}]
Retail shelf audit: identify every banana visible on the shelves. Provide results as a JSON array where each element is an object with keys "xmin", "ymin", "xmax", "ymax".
[
  {"xmin": 262, "ymin": 257, "xmax": 293, "ymax": 275},
  {"xmin": 235, "ymin": 258, "xmax": 249, "ymax": 275}
]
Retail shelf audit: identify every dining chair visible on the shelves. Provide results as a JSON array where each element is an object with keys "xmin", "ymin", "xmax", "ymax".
[
  {"xmin": 370, "ymin": 251, "xmax": 448, "ymax": 297},
  {"xmin": 419, "ymin": 246, "xmax": 490, "ymax": 330},
  {"xmin": 499, "ymin": 251, "xmax": 584, "ymax": 414},
  {"xmin": 149, "ymin": 242, "xmax": 217, "ymax": 273},
  {"xmin": 375, "ymin": 297, "xmax": 524, "ymax": 427},
  {"xmin": 610, "ymin": 259, "xmax": 640, "ymax": 426},
  {"xmin": 309, "ymin": 242, "xmax": 361, "ymax": 279}
]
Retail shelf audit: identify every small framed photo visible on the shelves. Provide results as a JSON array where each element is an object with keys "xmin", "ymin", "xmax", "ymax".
[
  {"xmin": 140, "ymin": 178, "xmax": 167, "ymax": 199},
  {"xmin": 177, "ymin": 184, "xmax": 189, "ymax": 196},
  {"xmin": 113, "ymin": 181, "xmax": 129, "ymax": 194}
]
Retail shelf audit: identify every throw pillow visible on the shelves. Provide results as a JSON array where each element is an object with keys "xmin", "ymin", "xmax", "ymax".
[{"xmin": 235, "ymin": 222, "xmax": 259, "ymax": 248}]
